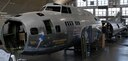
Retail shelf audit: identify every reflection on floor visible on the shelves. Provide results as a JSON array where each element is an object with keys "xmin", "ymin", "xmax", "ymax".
[
  {"xmin": 16, "ymin": 37, "xmax": 128, "ymax": 61},
  {"xmin": 85, "ymin": 37, "xmax": 128, "ymax": 61}
]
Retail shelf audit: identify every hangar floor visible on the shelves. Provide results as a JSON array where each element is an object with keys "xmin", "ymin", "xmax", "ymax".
[{"xmin": 18, "ymin": 37, "xmax": 128, "ymax": 61}]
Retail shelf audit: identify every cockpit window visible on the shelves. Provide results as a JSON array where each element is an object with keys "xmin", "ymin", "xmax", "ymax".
[
  {"xmin": 45, "ymin": 6, "xmax": 61, "ymax": 12},
  {"xmin": 62, "ymin": 6, "xmax": 71, "ymax": 14}
]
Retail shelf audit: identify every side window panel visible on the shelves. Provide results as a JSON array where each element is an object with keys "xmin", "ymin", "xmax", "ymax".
[
  {"xmin": 70, "ymin": 21, "xmax": 74, "ymax": 25},
  {"xmin": 62, "ymin": 6, "xmax": 72, "ymax": 14},
  {"xmin": 68, "ymin": 7, "xmax": 71, "ymax": 13},
  {"xmin": 65, "ymin": 22, "xmax": 68, "ymax": 26},
  {"xmin": 45, "ymin": 6, "xmax": 60, "ymax": 12},
  {"xmin": 75, "ymin": 21, "xmax": 80, "ymax": 25},
  {"xmin": 55, "ymin": 25, "xmax": 61, "ymax": 32},
  {"xmin": 43, "ymin": 20, "xmax": 52, "ymax": 34},
  {"xmin": 65, "ymin": 21, "xmax": 74, "ymax": 26},
  {"xmin": 62, "ymin": 6, "xmax": 68, "ymax": 13},
  {"xmin": 30, "ymin": 28, "xmax": 38, "ymax": 35}
]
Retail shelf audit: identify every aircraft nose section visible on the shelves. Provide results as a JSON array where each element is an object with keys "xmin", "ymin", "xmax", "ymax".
[{"xmin": 1, "ymin": 20, "xmax": 27, "ymax": 53}]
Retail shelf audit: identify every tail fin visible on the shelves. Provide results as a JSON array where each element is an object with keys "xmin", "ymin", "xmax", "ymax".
[
  {"xmin": 114, "ymin": 12, "xmax": 121, "ymax": 22},
  {"xmin": 109, "ymin": 12, "xmax": 126, "ymax": 25},
  {"xmin": 109, "ymin": 12, "xmax": 121, "ymax": 22}
]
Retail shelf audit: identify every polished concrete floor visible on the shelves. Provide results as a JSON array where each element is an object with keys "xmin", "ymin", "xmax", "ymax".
[
  {"xmin": 18, "ymin": 37, "xmax": 128, "ymax": 61},
  {"xmin": 85, "ymin": 37, "xmax": 128, "ymax": 61}
]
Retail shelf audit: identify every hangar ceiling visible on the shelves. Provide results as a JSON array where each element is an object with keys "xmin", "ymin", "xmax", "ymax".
[{"xmin": 0, "ymin": 0, "xmax": 53, "ymax": 15}]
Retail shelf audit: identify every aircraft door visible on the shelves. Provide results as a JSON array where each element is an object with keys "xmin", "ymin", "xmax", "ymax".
[{"xmin": 43, "ymin": 20, "xmax": 52, "ymax": 34}]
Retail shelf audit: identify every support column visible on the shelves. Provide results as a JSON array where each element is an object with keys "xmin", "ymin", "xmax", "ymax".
[
  {"xmin": 106, "ymin": 8, "xmax": 108, "ymax": 20},
  {"xmin": 93, "ymin": 8, "xmax": 95, "ymax": 16}
]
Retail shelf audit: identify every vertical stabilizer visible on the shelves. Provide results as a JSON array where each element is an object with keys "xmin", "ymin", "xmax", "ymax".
[
  {"xmin": 114, "ymin": 12, "xmax": 121, "ymax": 22},
  {"xmin": 109, "ymin": 12, "xmax": 125, "ymax": 24}
]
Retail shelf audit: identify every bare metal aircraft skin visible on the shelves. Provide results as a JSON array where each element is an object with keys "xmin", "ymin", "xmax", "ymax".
[
  {"xmin": 101, "ymin": 12, "xmax": 127, "ymax": 41},
  {"xmin": 1, "ymin": 3, "xmax": 99, "ymax": 55}
]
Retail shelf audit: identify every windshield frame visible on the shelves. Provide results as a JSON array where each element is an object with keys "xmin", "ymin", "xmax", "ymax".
[{"xmin": 44, "ymin": 5, "xmax": 62, "ymax": 12}]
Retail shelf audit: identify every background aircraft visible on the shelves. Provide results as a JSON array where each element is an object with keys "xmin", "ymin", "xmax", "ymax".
[{"xmin": 101, "ymin": 12, "xmax": 127, "ymax": 42}]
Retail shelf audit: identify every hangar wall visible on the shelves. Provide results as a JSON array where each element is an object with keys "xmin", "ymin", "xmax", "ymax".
[
  {"xmin": 76, "ymin": 0, "xmax": 128, "ymax": 25},
  {"xmin": 0, "ymin": 0, "xmax": 53, "ymax": 15}
]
